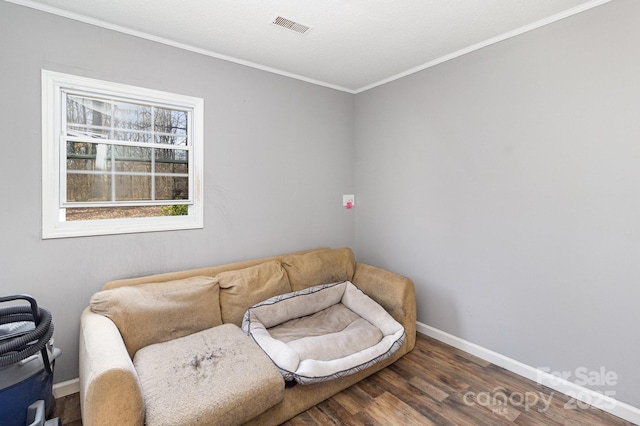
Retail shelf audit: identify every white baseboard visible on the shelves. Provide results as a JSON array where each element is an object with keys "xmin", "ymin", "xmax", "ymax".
[
  {"xmin": 52, "ymin": 378, "xmax": 80, "ymax": 398},
  {"xmin": 416, "ymin": 322, "xmax": 640, "ymax": 425}
]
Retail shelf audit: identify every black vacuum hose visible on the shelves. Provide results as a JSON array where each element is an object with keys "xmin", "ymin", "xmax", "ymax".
[{"xmin": 0, "ymin": 295, "xmax": 54, "ymax": 374}]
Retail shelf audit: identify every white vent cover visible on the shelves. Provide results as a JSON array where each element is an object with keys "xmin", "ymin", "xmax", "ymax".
[{"xmin": 272, "ymin": 16, "xmax": 312, "ymax": 35}]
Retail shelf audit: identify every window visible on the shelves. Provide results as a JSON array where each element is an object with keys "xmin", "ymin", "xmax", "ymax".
[{"xmin": 42, "ymin": 70, "xmax": 204, "ymax": 239}]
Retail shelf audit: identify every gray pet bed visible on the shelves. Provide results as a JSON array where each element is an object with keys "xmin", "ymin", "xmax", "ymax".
[{"xmin": 242, "ymin": 281, "xmax": 405, "ymax": 384}]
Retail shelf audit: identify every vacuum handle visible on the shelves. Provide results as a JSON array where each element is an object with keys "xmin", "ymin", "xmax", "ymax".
[{"xmin": 0, "ymin": 294, "xmax": 40, "ymax": 323}]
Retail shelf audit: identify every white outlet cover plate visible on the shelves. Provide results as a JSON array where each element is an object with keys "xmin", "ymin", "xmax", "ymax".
[{"xmin": 343, "ymin": 194, "xmax": 355, "ymax": 206}]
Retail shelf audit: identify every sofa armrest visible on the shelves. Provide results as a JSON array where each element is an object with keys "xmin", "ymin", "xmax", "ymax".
[
  {"xmin": 352, "ymin": 263, "xmax": 416, "ymax": 352},
  {"xmin": 79, "ymin": 307, "xmax": 145, "ymax": 426}
]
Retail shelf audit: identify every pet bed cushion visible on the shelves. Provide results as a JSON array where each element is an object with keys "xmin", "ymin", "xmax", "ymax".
[{"xmin": 242, "ymin": 281, "xmax": 405, "ymax": 384}]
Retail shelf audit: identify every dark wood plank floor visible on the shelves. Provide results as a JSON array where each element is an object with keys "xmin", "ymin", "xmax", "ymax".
[
  {"xmin": 51, "ymin": 390, "xmax": 82, "ymax": 426},
  {"xmin": 53, "ymin": 333, "xmax": 634, "ymax": 425}
]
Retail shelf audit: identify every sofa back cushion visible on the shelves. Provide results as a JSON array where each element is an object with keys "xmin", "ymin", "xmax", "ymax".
[
  {"xmin": 90, "ymin": 276, "xmax": 222, "ymax": 358},
  {"xmin": 215, "ymin": 260, "xmax": 291, "ymax": 326},
  {"xmin": 281, "ymin": 247, "xmax": 355, "ymax": 291},
  {"xmin": 101, "ymin": 248, "xmax": 323, "ymax": 291}
]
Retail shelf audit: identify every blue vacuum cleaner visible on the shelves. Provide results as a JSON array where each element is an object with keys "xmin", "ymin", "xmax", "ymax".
[{"xmin": 0, "ymin": 295, "xmax": 62, "ymax": 426}]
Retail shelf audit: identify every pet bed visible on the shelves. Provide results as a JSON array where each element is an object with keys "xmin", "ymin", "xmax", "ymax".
[{"xmin": 242, "ymin": 281, "xmax": 405, "ymax": 384}]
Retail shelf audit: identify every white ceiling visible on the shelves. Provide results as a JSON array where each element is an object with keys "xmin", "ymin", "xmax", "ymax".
[{"xmin": 9, "ymin": 0, "xmax": 610, "ymax": 93}]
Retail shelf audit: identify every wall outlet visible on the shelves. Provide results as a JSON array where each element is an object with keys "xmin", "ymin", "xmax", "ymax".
[{"xmin": 343, "ymin": 194, "xmax": 355, "ymax": 207}]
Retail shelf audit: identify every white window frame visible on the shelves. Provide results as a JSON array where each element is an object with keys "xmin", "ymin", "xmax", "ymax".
[{"xmin": 42, "ymin": 70, "xmax": 204, "ymax": 239}]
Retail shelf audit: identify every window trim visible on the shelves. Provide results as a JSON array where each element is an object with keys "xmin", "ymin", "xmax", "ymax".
[{"xmin": 42, "ymin": 70, "xmax": 204, "ymax": 239}]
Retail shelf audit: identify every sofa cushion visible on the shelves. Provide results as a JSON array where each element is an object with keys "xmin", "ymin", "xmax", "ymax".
[
  {"xmin": 280, "ymin": 247, "xmax": 355, "ymax": 291},
  {"xmin": 90, "ymin": 276, "xmax": 222, "ymax": 358},
  {"xmin": 243, "ymin": 281, "xmax": 405, "ymax": 384},
  {"xmin": 133, "ymin": 324, "xmax": 284, "ymax": 426},
  {"xmin": 215, "ymin": 260, "xmax": 291, "ymax": 327}
]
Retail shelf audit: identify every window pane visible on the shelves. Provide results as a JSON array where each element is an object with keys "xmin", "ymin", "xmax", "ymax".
[
  {"xmin": 154, "ymin": 107, "xmax": 187, "ymax": 145},
  {"xmin": 115, "ymin": 175, "xmax": 152, "ymax": 201},
  {"xmin": 66, "ymin": 95, "xmax": 111, "ymax": 139},
  {"xmin": 66, "ymin": 174, "xmax": 112, "ymax": 202},
  {"xmin": 155, "ymin": 176, "xmax": 189, "ymax": 200},
  {"xmin": 113, "ymin": 100, "xmax": 151, "ymax": 132},
  {"xmin": 67, "ymin": 142, "xmax": 112, "ymax": 171},
  {"xmin": 155, "ymin": 149, "xmax": 188, "ymax": 173},
  {"xmin": 114, "ymin": 146, "xmax": 152, "ymax": 172}
]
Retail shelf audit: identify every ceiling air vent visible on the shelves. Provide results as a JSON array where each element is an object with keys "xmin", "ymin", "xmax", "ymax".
[{"xmin": 272, "ymin": 16, "xmax": 311, "ymax": 35}]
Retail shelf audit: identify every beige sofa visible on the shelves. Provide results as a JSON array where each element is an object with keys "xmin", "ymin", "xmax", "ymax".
[{"xmin": 79, "ymin": 247, "xmax": 416, "ymax": 425}]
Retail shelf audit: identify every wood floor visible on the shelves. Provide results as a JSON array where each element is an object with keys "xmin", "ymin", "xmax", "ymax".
[{"xmin": 53, "ymin": 333, "xmax": 634, "ymax": 425}]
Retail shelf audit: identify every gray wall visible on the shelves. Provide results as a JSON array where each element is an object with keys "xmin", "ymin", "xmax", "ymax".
[
  {"xmin": 355, "ymin": 0, "xmax": 640, "ymax": 407},
  {"xmin": 0, "ymin": 2, "xmax": 355, "ymax": 382}
]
